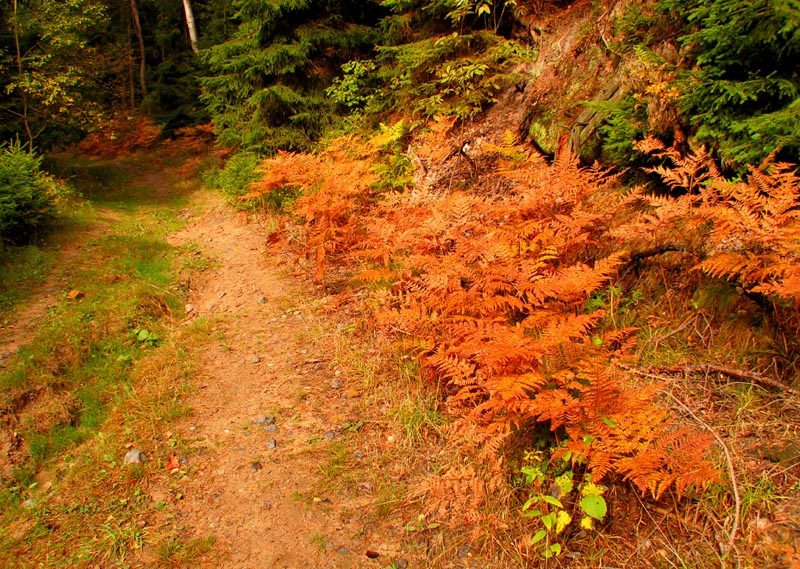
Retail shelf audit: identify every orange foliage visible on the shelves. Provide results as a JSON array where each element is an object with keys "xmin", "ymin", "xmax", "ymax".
[
  {"xmin": 78, "ymin": 116, "xmax": 162, "ymax": 157},
  {"xmin": 247, "ymin": 123, "xmax": 720, "ymax": 511},
  {"xmin": 244, "ymin": 136, "xmax": 377, "ymax": 281},
  {"xmin": 630, "ymin": 138, "xmax": 800, "ymax": 303}
]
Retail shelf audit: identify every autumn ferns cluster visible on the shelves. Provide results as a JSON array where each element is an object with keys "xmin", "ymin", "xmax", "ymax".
[
  {"xmin": 243, "ymin": 123, "xmax": 739, "ymax": 515},
  {"xmin": 628, "ymin": 138, "xmax": 800, "ymax": 303}
]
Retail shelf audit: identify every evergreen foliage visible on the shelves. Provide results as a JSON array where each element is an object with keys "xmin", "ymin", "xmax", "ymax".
[
  {"xmin": 0, "ymin": 142, "xmax": 59, "ymax": 242},
  {"xmin": 603, "ymin": 0, "xmax": 800, "ymax": 169},
  {"xmin": 666, "ymin": 0, "xmax": 800, "ymax": 166},
  {"xmin": 199, "ymin": 0, "xmax": 381, "ymax": 154},
  {"xmin": 212, "ymin": 151, "xmax": 262, "ymax": 206},
  {"xmin": 375, "ymin": 31, "xmax": 530, "ymax": 119}
]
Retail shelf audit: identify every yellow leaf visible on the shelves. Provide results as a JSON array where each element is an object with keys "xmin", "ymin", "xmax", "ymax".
[{"xmin": 555, "ymin": 510, "xmax": 572, "ymax": 534}]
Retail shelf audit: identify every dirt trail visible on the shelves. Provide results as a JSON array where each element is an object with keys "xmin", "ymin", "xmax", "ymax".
[{"xmin": 161, "ymin": 189, "xmax": 404, "ymax": 568}]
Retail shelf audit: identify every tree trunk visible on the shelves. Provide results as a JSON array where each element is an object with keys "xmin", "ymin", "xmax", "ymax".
[
  {"xmin": 126, "ymin": 9, "xmax": 136, "ymax": 110},
  {"xmin": 182, "ymin": 0, "xmax": 199, "ymax": 54},
  {"xmin": 12, "ymin": 0, "xmax": 34, "ymax": 150},
  {"xmin": 130, "ymin": 0, "xmax": 147, "ymax": 101}
]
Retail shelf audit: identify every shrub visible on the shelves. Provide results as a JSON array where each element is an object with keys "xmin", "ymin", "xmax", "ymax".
[
  {"xmin": 212, "ymin": 151, "xmax": 262, "ymax": 206},
  {"xmin": 213, "ymin": 151, "xmax": 300, "ymax": 211},
  {"xmin": 0, "ymin": 142, "xmax": 58, "ymax": 243}
]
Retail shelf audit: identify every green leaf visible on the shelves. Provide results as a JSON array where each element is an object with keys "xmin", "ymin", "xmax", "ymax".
[
  {"xmin": 541, "ymin": 495, "xmax": 563, "ymax": 508},
  {"xmin": 601, "ymin": 416, "xmax": 617, "ymax": 428},
  {"xmin": 555, "ymin": 472, "xmax": 574, "ymax": 496},
  {"xmin": 580, "ymin": 494, "xmax": 607, "ymax": 521},
  {"xmin": 530, "ymin": 529, "xmax": 547, "ymax": 544},
  {"xmin": 541, "ymin": 512, "xmax": 556, "ymax": 530},
  {"xmin": 136, "ymin": 329, "xmax": 150, "ymax": 341}
]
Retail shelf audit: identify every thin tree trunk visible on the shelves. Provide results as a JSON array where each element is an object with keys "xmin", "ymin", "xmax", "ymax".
[
  {"xmin": 12, "ymin": 0, "xmax": 34, "ymax": 150},
  {"xmin": 130, "ymin": 0, "xmax": 147, "ymax": 101},
  {"xmin": 182, "ymin": 0, "xmax": 199, "ymax": 54},
  {"xmin": 126, "ymin": 9, "xmax": 136, "ymax": 110}
]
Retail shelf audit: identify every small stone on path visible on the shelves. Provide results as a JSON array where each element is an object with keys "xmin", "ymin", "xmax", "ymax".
[
  {"xmin": 185, "ymin": 303, "xmax": 194, "ymax": 314},
  {"xmin": 257, "ymin": 296, "xmax": 267, "ymax": 304},
  {"xmin": 249, "ymin": 354, "xmax": 261, "ymax": 364},
  {"xmin": 266, "ymin": 439, "xmax": 277, "ymax": 449},
  {"xmin": 124, "ymin": 449, "xmax": 146, "ymax": 464},
  {"xmin": 252, "ymin": 415, "xmax": 275, "ymax": 425},
  {"xmin": 330, "ymin": 378, "xmax": 343, "ymax": 389},
  {"xmin": 392, "ymin": 560, "xmax": 409, "ymax": 569},
  {"xmin": 251, "ymin": 461, "xmax": 263, "ymax": 472}
]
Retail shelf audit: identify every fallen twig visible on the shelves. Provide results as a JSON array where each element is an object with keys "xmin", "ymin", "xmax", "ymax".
[
  {"xmin": 642, "ymin": 312, "xmax": 700, "ymax": 357},
  {"xmin": 659, "ymin": 388, "xmax": 741, "ymax": 557},
  {"xmin": 648, "ymin": 363, "xmax": 800, "ymax": 397}
]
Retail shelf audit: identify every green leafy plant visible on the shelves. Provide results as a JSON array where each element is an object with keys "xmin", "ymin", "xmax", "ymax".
[
  {"xmin": 662, "ymin": 0, "xmax": 800, "ymax": 166},
  {"xmin": 132, "ymin": 327, "xmax": 160, "ymax": 347},
  {"xmin": 326, "ymin": 60, "xmax": 379, "ymax": 111},
  {"xmin": 521, "ymin": 451, "xmax": 608, "ymax": 558}
]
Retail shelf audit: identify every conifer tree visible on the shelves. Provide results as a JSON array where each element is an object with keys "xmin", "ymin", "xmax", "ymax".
[
  {"xmin": 199, "ymin": 0, "xmax": 381, "ymax": 154},
  {"xmin": 663, "ymin": 0, "xmax": 800, "ymax": 166}
]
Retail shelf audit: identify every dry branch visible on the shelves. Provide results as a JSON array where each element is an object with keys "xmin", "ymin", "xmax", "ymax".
[
  {"xmin": 648, "ymin": 364, "xmax": 800, "ymax": 397},
  {"xmin": 660, "ymin": 389, "xmax": 741, "ymax": 556}
]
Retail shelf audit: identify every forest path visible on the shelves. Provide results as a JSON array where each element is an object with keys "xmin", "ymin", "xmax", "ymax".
[{"xmin": 150, "ymin": 174, "xmax": 406, "ymax": 567}]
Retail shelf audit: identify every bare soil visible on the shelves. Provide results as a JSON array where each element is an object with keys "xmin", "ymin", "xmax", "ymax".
[{"xmin": 156, "ymin": 189, "xmax": 414, "ymax": 568}]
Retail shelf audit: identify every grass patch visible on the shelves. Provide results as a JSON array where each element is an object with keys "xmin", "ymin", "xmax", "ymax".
[
  {"xmin": 0, "ymin": 245, "xmax": 55, "ymax": 318},
  {"xmin": 0, "ymin": 154, "xmax": 199, "ymax": 566},
  {"xmin": 156, "ymin": 534, "xmax": 216, "ymax": 565}
]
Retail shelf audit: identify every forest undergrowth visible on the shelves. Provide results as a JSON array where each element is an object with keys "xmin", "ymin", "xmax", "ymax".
[{"xmin": 241, "ymin": 118, "xmax": 800, "ymax": 567}]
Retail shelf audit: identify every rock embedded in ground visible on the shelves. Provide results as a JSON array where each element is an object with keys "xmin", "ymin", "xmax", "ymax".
[
  {"xmin": 252, "ymin": 415, "xmax": 275, "ymax": 425},
  {"xmin": 392, "ymin": 559, "xmax": 409, "ymax": 569},
  {"xmin": 124, "ymin": 449, "xmax": 146, "ymax": 464},
  {"xmin": 330, "ymin": 378, "xmax": 343, "ymax": 389},
  {"xmin": 249, "ymin": 354, "xmax": 261, "ymax": 364},
  {"xmin": 266, "ymin": 439, "xmax": 277, "ymax": 449}
]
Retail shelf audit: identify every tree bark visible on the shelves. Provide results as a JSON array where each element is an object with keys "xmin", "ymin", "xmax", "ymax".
[
  {"xmin": 12, "ymin": 0, "xmax": 34, "ymax": 150},
  {"xmin": 130, "ymin": 0, "xmax": 147, "ymax": 101},
  {"xmin": 182, "ymin": 0, "xmax": 199, "ymax": 54},
  {"xmin": 125, "ymin": 7, "xmax": 135, "ymax": 110}
]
